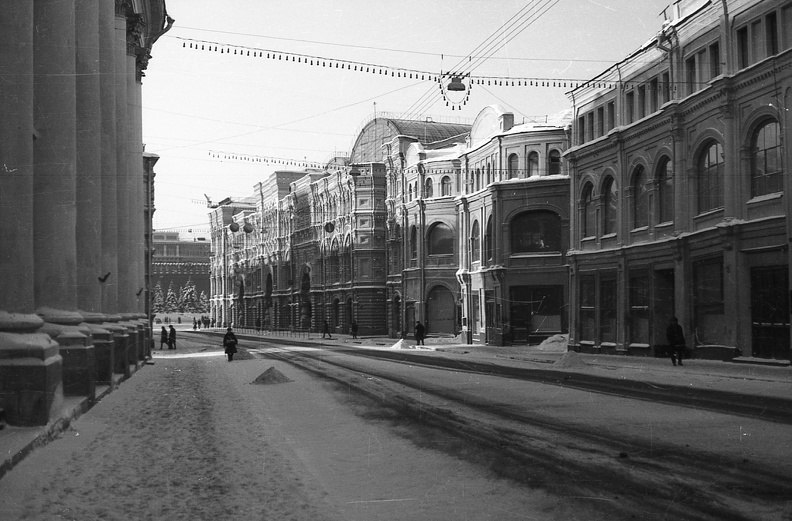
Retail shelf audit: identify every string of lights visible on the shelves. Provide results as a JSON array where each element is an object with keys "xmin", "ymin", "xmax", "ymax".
[{"xmin": 176, "ymin": 36, "xmax": 632, "ymax": 92}]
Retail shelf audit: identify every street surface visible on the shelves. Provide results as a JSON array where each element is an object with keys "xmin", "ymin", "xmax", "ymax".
[{"xmin": 0, "ymin": 331, "xmax": 790, "ymax": 520}]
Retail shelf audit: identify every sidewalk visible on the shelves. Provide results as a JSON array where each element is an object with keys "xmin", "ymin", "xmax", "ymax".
[{"xmin": 2, "ymin": 329, "xmax": 790, "ymax": 482}]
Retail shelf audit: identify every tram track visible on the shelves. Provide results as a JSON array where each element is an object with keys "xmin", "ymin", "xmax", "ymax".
[{"xmin": 248, "ymin": 342, "xmax": 792, "ymax": 521}]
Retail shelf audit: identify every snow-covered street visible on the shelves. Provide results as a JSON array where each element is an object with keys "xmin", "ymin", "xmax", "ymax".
[{"xmin": 0, "ymin": 336, "xmax": 590, "ymax": 521}]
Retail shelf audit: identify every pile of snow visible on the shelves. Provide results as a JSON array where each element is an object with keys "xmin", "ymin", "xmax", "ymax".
[
  {"xmin": 535, "ymin": 334, "xmax": 568, "ymax": 352},
  {"xmin": 251, "ymin": 366, "xmax": 292, "ymax": 385},
  {"xmin": 391, "ymin": 339, "xmax": 410, "ymax": 349},
  {"xmin": 553, "ymin": 351, "xmax": 588, "ymax": 368}
]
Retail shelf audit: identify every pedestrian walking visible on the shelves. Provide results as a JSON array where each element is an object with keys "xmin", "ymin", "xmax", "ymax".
[
  {"xmin": 666, "ymin": 316, "xmax": 686, "ymax": 366},
  {"xmin": 322, "ymin": 320, "xmax": 332, "ymax": 339},
  {"xmin": 159, "ymin": 326, "xmax": 168, "ymax": 350},
  {"xmin": 223, "ymin": 327, "xmax": 238, "ymax": 362},
  {"xmin": 350, "ymin": 321, "xmax": 358, "ymax": 339},
  {"xmin": 168, "ymin": 325, "xmax": 176, "ymax": 350},
  {"xmin": 415, "ymin": 321, "xmax": 425, "ymax": 345},
  {"xmin": 193, "ymin": 318, "xmax": 197, "ymax": 330}
]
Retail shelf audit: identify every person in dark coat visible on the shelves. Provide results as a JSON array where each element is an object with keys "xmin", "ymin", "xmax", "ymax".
[
  {"xmin": 223, "ymin": 327, "xmax": 238, "ymax": 361},
  {"xmin": 666, "ymin": 316, "xmax": 686, "ymax": 366},
  {"xmin": 168, "ymin": 325, "xmax": 176, "ymax": 350},
  {"xmin": 160, "ymin": 326, "xmax": 168, "ymax": 350},
  {"xmin": 322, "ymin": 320, "xmax": 332, "ymax": 339},
  {"xmin": 350, "ymin": 321, "xmax": 358, "ymax": 339},
  {"xmin": 415, "ymin": 321, "xmax": 425, "ymax": 345}
]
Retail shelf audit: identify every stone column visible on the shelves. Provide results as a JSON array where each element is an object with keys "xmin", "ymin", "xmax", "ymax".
[
  {"xmin": 99, "ymin": 1, "xmax": 119, "ymax": 315},
  {"xmin": 32, "ymin": 0, "xmax": 97, "ymax": 402},
  {"xmin": 33, "ymin": 0, "xmax": 78, "ymax": 313},
  {"xmin": 0, "ymin": 1, "xmax": 35, "ymax": 314},
  {"xmin": 114, "ymin": 8, "xmax": 131, "ymax": 316},
  {"xmin": 75, "ymin": 0, "xmax": 102, "ymax": 316},
  {"xmin": 0, "ymin": 1, "xmax": 66, "ymax": 427}
]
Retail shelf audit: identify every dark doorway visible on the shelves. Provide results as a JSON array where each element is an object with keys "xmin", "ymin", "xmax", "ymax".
[{"xmin": 751, "ymin": 265, "xmax": 790, "ymax": 359}]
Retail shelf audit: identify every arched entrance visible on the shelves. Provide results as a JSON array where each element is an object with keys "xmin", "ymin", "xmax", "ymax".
[{"xmin": 427, "ymin": 286, "xmax": 455, "ymax": 335}]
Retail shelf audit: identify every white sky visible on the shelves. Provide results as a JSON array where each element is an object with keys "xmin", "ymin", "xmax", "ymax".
[{"xmin": 142, "ymin": 0, "xmax": 675, "ymax": 237}]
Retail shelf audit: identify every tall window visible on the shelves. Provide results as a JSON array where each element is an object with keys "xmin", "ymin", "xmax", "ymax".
[
  {"xmin": 511, "ymin": 211, "xmax": 562, "ymax": 253},
  {"xmin": 527, "ymin": 152, "xmax": 539, "ymax": 177},
  {"xmin": 582, "ymin": 183, "xmax": 596, "ymax": 238},
  {"xmin": 427, "ymin": 223, "xmax": 453, "ymax": 256},
  {"xmin": 484, "ymin": 217, "xmax": 493, "ymax": 262},
  {"xmin": 508, "ymin": 154, "xmax": 519, "ymax": 178},
  {"xmin": 632, "ymin": 166, "xmax": 648, "ymax": 229},
  {"xmin": 751, "ymin": 120, "xmax": 782, "ymax": 197},
  {"xmin": 603, "ymin": 177, "xmax": 618, "ymax": 236},
  {"xmin": 657, "ymin": 156, "xmax": 674, "ymax": 223},
  {"xmin": 475, "ymin": 168, "xmax": 481, "ymax": 191},
  {"xmin": 441, "ymin": 175, "xmax": 452, "ymax": 196},
  {"xmin": 409, "ymin": 226, "xmax": 417, "ymax": 260},
  {"xmin": 698, "ymin": 141, "xmax": 724, "ymax": 213},
  {"xmin": 548, "ymin": 150, "xmax": 561, "ymax": 176},
  {"xmin": 425, "ymin": 178, "xmax": 433, "ymax": 198},
  {"xmin": 470, "ymin": 220, "xmax": 480, "ymax": 262}
]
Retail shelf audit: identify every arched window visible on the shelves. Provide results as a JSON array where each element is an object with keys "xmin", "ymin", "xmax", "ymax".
[
  {"xmin": 511, "ymin": 211, "xmax": 562, "ymax": 253},
  {"xmin": 656, "ymin": 156, "xmax": 673, "ymax": 223},
  {"xmin": 425, "ymin": 178, "xmax": 433, "ymax": 198},
  {"xmin": 470, "ymin": 220, "xmax": 480, "ymax": 262},
  {"xmin": 603, "ymin": 177, "xmax": 618, "ymax": 235},
  {"xmin": 441, "ymin": 175, "xmax": 452, "ymax": 196},
  {"xmin": 548, "ymin": 149, "xmax": 561, "ymax": 176},
  {"xmin": 508, "ymin": 154, "xmax": 519, "ymax": 179},
  {"xmin": 485, "ymin": 217, "xmax": 494, "ymax": 261},
  {"xmin": 427, "ymin": 223, "xmax": 454, "ymax": 255},
  {"xmin": 409, "ymin": 226, "xmax": 417, "ymax": 259},
  {"xmin": 486, "ymin": 164, "xmax": 492, "ymax": 185},
  {"xmin": 697, "ymin": 140, "xmax": 724, "ymax": 213},
  {"xmin": 408, "ymin": 184, "xmax": 413, "ymax": 201},
  {"xmin": 527, "ymin": 152, "xmax": 539, "ymax": 177},
  {"xmin": 632, "ymin": 165, "xmax": 648, "ymax": 229},
  {"xmin": 475, "ymin": 168, "xmax": 481, "ymax": 191},
  {"xmin": 582, "ymin": 183, "xmax": 596, "ymax": 238},
  {"xmin": 751, "ymin": 120, "xmax": 782, "ymax": 197}
]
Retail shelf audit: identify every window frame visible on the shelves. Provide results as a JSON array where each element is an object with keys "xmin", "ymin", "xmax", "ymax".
[{"xmin": 697, "ymin": 140, "xmax": 724, "ymax": 213}]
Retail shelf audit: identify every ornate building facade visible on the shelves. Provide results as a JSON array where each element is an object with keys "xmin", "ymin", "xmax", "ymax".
[
  {"xmin": 566, "ymin": 0, "xmax": 792, "ymax": 362},
  {"xmin": 210, "ymin": 108, "xmax": 572, "ymax": 344},
  {"xmin": 0, "ymin": 1, "xmax": 171, "ymax": 426}
]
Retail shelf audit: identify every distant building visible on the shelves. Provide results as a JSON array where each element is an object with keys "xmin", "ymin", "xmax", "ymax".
[{"xmin": 152, "ymin": 232, "xmax": 211, "ymax": 312}]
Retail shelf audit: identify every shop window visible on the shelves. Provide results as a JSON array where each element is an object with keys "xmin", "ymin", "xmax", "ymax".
[
  {"xmin": 579, "ymin": 275, "xmax": 596, "ymax": 342},
  {"xmin": 427, "ymin": 222, "xmax": 454, "ymax": 256},
  {"xmin": 600, "ymin": 277, "xmax": 617, "ymax": 343},
  {"xmin": 697, "ymin": 140, "xmax": 724, "ymax": 213},
  {"xmin": 632, "ymin": 165, "xmax": 648, "ymax": 229},
  {"xmin": 511, "ymin": 210, "xmax": 562, "ymax": 253},
  {"xmin": 751, "ymin": 119, "xmax": 782, "ymax": 197},
  {"xmin": 629, "ymin": 274, "xmax": 650, "ymax": 344}
]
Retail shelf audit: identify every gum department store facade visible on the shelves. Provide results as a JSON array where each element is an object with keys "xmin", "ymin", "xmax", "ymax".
[{"xmin": 212, "ymin": 0, "xmax": 792, "ymax": 365}]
